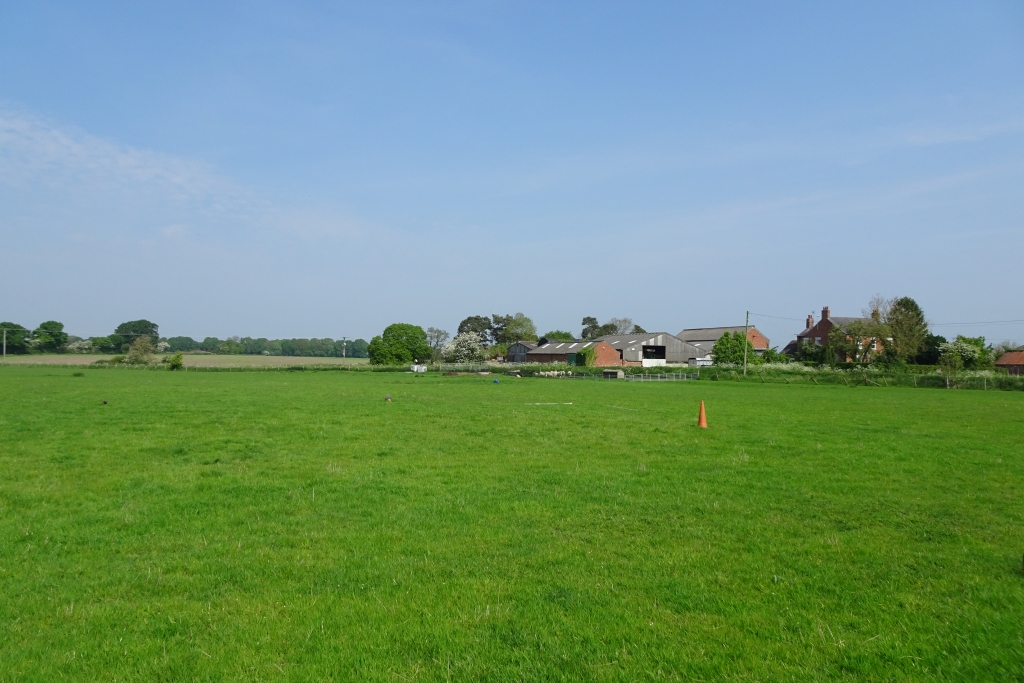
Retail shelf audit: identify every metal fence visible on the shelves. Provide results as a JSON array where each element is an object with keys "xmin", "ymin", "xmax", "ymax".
[{"xmin": 626, "ymin": 373, "xmax": 699, "ymax": 382}]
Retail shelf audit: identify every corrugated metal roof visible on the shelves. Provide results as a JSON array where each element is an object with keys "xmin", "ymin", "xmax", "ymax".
[
  {"xmin": 527, "ymin": 341, "xmax": 595, "ymax": 354},
  {"xmin": 677, "ymin": 326, "xmax": 746, "ymax": 341},
  {"xmin": 677, "ymin": 326, "xmax": 767, "ymax": 347}
]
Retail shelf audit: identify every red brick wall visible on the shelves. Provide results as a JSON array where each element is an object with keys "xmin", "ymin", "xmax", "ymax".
[
  {"xmin": 593, "ymin": 341, "xmax": 622, "ymax": 367},
  {"xmin": 747, "ymin": 328, "xmax": 769, "ymax": 350}
]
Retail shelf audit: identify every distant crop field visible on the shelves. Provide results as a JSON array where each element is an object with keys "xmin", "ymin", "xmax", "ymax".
[
  {"xmin": 0, "ymin": 354, "xmax": 369, "ymax": 367},
  {"xmin": 1, "ymin": 367, "xmax": 1021, "ymax": 680}
]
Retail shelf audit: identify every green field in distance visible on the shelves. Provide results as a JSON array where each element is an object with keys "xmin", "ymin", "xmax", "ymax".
[{"xmin": 1, "ymin": 367, "xmax": 1021, "ymax": 680}]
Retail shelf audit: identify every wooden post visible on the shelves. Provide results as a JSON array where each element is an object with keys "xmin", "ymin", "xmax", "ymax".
[{"xmin": 743, "ymin": 311, "xmax": 749, "ymax": 376}]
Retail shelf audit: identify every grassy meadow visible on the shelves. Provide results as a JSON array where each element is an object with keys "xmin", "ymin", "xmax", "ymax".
[
  {"xmin": 0, "ymin": 354, "xmax": 369, "ymax": 368},
  {"xmin": 1, "ymin": 367, "xmax": 1022, "ymax": 681}
]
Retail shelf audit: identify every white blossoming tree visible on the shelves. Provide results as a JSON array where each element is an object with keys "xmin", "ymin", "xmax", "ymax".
[{"xmin": 442, "ymin": 331, "xmax": 484, "ymax": 362}]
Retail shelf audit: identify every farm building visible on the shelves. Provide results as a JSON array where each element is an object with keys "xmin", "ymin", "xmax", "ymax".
[
  {"xmin": 505, "ymin": 341, "xmax": 538, "ymax": 363},
  {"xmin": 524, "ymin": 340, "xmax": 622, "ymax": 366},
  {"xmin": 597, "ymin": 333, "xmax": 708, "ymax": 367},
  {"xmin": 996, "ymin": 351, "xmax": 1024, "ymax": 375},
  {"xmin": 677, "ymin": 326, "xmax": 770, "ymax": 356}
]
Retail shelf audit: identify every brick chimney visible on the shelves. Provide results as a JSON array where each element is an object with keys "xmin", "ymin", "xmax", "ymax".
[
  {"xmin": 806, "ymin": 314, "xmax": 814, "ymax": 329},
  {"xmin": 822, "ymin": 306, "xmax": 830, "ymax": 320}
]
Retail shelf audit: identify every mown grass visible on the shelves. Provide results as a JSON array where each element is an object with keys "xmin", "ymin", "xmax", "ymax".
[
  {"xmin": 0, "ymin": 367, "xmax": 1022, "ymax": 681},
  {"xmin": 0, "ymin": 354, "xmax": 369, "ymax": 367}
]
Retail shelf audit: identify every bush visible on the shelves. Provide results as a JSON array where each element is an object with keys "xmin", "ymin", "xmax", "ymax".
[
  {"xmin": 125, "ymin": 336, "xmax": 156, "ymax": 365},
  {"xmin": 165, "ymin": 352, "xmax": 184, "ymax": 370}
]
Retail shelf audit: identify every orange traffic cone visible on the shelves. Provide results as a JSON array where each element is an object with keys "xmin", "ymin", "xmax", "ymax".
[{"xmin": 697, "ymin": 401, "xmax": 708, "ymax": 428}]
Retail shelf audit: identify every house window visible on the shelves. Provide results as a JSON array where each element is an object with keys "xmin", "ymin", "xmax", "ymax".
[
  {"xmin": 871, "ymin": 340, "xmax": 878, "ymax": 350},
  {"xmin": 815, "ymin": 337, "xmax": 822, "ymax": 345}
]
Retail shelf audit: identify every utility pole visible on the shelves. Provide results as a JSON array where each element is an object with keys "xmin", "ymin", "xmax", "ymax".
[
  {"xmin": 742, "ymin": 311, "xmax": 749, "ymax": 376},
  {"xmin": 342, "ymin": 336, "xmax": 346, "ymax": 359}
]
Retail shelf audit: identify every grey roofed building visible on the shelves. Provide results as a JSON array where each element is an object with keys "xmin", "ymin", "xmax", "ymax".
[
  {"xmin": 596, "ymin": 332, "xmax": 707, "ymax": 365},
  {"xmin": 677, "ymin": 326, "xmax": 770, "ymax": 355},
  {"xmin": 526, "ymin": 339, "xmax": 597, "ymax": 364},
  {"xmin": 505, "ymin": 341, "xmax": 538, "ymax": 363}
]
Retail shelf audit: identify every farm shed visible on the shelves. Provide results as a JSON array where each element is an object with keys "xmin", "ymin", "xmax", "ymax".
[
  {"xmin": 996, "ymin": 351, "xmax": 1024, "ymax": 376},
  {"xmin": 677, "ymin": 326, "xmax": 769, "ymax": 356},
  {"xmin": 505, "ymin": 341, "xmax": 538, "ymax": 363},
  {"xmin": 525, "ymin": 340, "xmax": 622, "ymax": 366},
  {"xmin": 597, "ymin": 333, "xmax": 707, "ymax": 367}
]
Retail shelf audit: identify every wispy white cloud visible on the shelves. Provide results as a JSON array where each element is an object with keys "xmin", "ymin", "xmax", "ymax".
[{"xmin": 0, "ymin": 108, "xmax": 234, "ymax": 199}]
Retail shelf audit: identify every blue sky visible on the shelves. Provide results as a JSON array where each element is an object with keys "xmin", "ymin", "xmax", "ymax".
[{"xmin": 1, "ymin": 1, "xmax": 1022, "ymax": 346}]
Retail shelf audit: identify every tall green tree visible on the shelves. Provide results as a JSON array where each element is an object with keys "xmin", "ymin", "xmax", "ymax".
[
  {"xmin": 166, "ymin": 336, "xmax": 199, "ymax": 352},
  {"xmin": 115, "ymin": 320, "xmax": 159, "ymax": 342},
  {"xmin": 581, "ymin": 317, "xmax": 618, "ymax": 340},
  {"xmin": 829, "ymin": 318, "xmax": 888, "ymax": 364},
  {"xmin": 915, "ymin": 334, "xmax": 946, "ymax": 365},
  {"xmin": 200, "ymin": 337, "xmax": 222, "ymax": 352},
  {"xmin": 884, "ymin": 297, "xmax": 928, "ymax": 362},
  {"xmin": 541, "ymin": 330, "xmax": 575, "ymax": 341},
  {"xmin": 368, "ymin": 324, "xmax": 431, "ymax": 365},
  {"xmin": 457, "ymin": 316, "xmax": 492, "ymax": 345},
  {"xmin": 712, "ymin": 331, "xmax": 761, "ymax": 365},
  {"xmin": 0, "ymin": 322, "xmax": 31, "ymax": 354},
  {"xmin": 493, "ymin": 312, "xmax": 537, "ymax": 345},
  {"xmin": 31, "ymin": 321, "xmax": 68, "ymax": 352},
  {"xmin": 346, "ymin": 339, "xmax": 369, "ymax": 358}
]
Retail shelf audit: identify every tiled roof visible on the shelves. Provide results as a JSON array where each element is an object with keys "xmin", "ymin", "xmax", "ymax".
[{"xmin": 996, "ymin": 351, "xmax": 1024, "ymax": 366}]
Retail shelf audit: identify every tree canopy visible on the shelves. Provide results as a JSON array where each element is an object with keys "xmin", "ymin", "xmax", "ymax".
[
  {"xmin": 115, "ymin": 319, "xmax": 159, "ymax": 341},
  {"xmin": 711, "ymin": 331, "xmax": 760, "ymax": 365},
  {"xmin": 494, "ymin": 313, "xmax": 537, "ymax": 345},
  {"xmin": 883, "ymin": 297, "xmax": 929, "ymax": 362},
  {"xmin": 32, "ymin": 321, "xmax": 68, "ymax": 352},
  {"xmin": 541, "ymin": 330, "xmax": 576, "ymax": 341},
  {"xmin": 368, "ymin": 324, "xmax": 431, "ymax": 365},
  {"xmin": 0, "ymin": 322, "xmax": 31, "ymax": 354},
  {"xmin": 581, "ymin": 317, "xmax": 618, "ymax": 340},
  {"xmin": 457, "ymin": 316, "xmax": 492, "ymax": 343}
]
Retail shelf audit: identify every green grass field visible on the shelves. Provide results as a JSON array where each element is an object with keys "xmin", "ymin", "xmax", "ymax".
[
  {"xmin": 1, "ymin": 367, "xmax": 1022, "ymax": 681},
  {"xmin": 0, "ymin": 354, "xmax": 370, "ymax": 368}
]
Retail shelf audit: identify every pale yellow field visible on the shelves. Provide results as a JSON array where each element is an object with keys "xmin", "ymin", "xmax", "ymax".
[{"xmin": 0, "ymin": 354, "xmax": 369, "ymax": 367}]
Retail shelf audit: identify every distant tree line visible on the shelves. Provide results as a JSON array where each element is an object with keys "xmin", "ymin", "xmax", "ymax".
[
  {"xmin": 165, "ymin": 336, "xmax": 368, "ymax": 358},
  {"xmin": 0, "ymin": 318, "xmax": 368, "ymax": 358}
]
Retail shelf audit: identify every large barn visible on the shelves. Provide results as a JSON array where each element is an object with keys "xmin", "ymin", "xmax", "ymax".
[
  {"xmin": 505, "ymin": 341, "xmax": 538, "ymax": 363},
  {"xmin": 596, "ymin": 333, "xmax": 708, "ymax": 367},
  {"xmin": 677, "ymin": 326, "xmax": 769, "ymax": 356},
  {"xmin": 524, "ymin": 339, "xmax": 622, "ymax": 366}
]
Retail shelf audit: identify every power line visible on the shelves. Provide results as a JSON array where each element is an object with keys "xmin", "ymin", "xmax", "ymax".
[
  {"xmin": 750, "ymin": 312, "xmax": 1023, "ymax": 328},
  {"xmin": 749, "ymin": 313, "xmax": 809, "ymax": 322},
  {"xmin": 930, "ymin": 319, "xmax": 1024, "ymax": 327}
]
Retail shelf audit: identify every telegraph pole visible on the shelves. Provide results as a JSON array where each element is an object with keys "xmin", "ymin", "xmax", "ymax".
[
  {"xmin": 742, "ymin": 311, "xmax": 749, "ymax": 376},
  {"xmin": 342, "ymin": 336, "xmax": 347, "ymax": 359}
]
